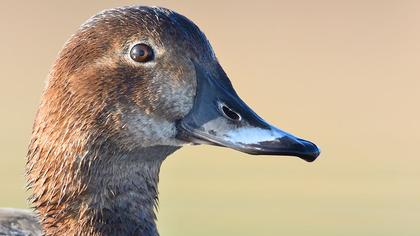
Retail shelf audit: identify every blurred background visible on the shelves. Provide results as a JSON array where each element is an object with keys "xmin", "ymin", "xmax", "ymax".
[{"xmin": 0, "ymin": 1, "xmax": 419, "ymax": 235}]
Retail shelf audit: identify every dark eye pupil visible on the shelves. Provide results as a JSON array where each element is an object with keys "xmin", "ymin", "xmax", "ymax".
[{"xmin": 130, "ymin": 44, "xmax": 153, "ymax": 62}]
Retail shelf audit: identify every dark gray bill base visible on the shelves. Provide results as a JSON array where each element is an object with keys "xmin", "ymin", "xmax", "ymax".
[{"xmin": 176, "ymin": 62, "xmax": 320, "ymax": 162}]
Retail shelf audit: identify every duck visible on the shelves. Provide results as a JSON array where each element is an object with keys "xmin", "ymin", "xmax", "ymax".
[{"xmin": 0, "ymin": 6, "xmax": 320, "ymax": 236}]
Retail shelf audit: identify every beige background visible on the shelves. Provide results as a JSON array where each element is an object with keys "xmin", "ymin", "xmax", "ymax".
[{"xmin": 0, "ymin": 1, "xmax": 419, "ymax": 235}]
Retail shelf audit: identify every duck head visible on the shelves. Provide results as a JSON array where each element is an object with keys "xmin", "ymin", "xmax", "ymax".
[
  {"xmin": 41, "ymin": 6, "xmax": 319, "ymax": 161},
  {"xmin": 27, "ymin": 6, "xmax": 319, "ymax": 235}
]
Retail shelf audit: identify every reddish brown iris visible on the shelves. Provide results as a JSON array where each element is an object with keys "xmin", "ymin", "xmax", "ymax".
[{"xmin": 130, "ymin": 43, "xmax": 154, "ymax": 62}]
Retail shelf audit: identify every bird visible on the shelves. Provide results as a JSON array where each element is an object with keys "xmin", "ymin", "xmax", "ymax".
[{"xmin": 0, "ymin": 6, "xmax": 320, "ymax": 236}]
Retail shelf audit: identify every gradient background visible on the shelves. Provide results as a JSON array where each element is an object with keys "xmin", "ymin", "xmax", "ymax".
[{"xmin": 1, "ymin": 1, "xmax": 419, "ymax": 235}]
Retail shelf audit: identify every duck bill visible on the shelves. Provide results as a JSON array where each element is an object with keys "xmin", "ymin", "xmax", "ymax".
[{"xmin": 176, "ymin": 63, "xmax": 320, "ymax": 162}]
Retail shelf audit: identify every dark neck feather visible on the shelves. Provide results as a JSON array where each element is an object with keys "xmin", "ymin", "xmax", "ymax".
[
  {"xmin": 27, "ymin": 130, "xmax": 179, "ymax": 236},
  {"xmin": 80, "ymin": 145, "xmax": 178, "ymax": 236}
]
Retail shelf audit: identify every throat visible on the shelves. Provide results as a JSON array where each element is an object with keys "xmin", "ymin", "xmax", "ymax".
[{"xmin": 31, "ymin": 145, "xmax": 179, "ymax": 236}]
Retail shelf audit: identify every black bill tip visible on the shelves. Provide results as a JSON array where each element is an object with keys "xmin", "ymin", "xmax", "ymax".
[
  {"xmin": 294, "ymin": 138, "xmax": 320, "ymax": 162},
  {"xmin": 243, "ymin": 136, "xmax": 320, "ymax": 162}
]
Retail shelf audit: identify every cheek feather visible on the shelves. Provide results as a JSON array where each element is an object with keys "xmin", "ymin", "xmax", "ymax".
[{"xmin": 122, "ymin": 113, "xmax": 185, "ymax": 147}]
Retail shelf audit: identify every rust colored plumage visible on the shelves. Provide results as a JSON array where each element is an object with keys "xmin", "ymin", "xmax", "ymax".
[
  {"xmin": 1, "ymin": 4, "xmax": 320, "ymax": 236},
  {"xmin": 24, "ymin": 6, "xmax": 213, "ymax": 235}
]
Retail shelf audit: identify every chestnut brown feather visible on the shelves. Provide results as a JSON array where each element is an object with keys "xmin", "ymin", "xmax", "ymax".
[{"xmin": 25, "ymin": 6, "xmax": 215, "ymax": 235}]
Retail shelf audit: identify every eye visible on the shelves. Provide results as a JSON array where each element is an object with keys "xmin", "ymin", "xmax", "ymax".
[{"xmin": 130, "ymin": 43, "xmax": 154, "ymax": 63}]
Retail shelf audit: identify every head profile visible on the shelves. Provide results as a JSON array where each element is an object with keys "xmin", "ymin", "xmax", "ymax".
[{"xmin": 25, "ymin": 6, "xmax": 319, "ymax": 235}]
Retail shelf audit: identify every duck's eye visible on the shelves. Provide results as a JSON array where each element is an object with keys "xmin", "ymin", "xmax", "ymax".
[{"xmin": 130, "ymin": 43, "xmax": 154, "ymax": 63}]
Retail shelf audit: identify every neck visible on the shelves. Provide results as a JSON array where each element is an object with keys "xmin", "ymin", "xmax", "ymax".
[{"xmin": 28, "ymin": 141, "xmax": 179, "ymax": 236}]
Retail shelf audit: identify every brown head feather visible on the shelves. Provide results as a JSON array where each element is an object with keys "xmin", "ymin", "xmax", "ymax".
[{"xmin": 26, "ymin": 6, "xmax": 216, "ymax": 235}]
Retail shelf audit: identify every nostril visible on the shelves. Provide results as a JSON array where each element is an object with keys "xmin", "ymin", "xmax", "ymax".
[{"xmin": 220, "ymin": 103, "xmax": 241, "ymax": 122}]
